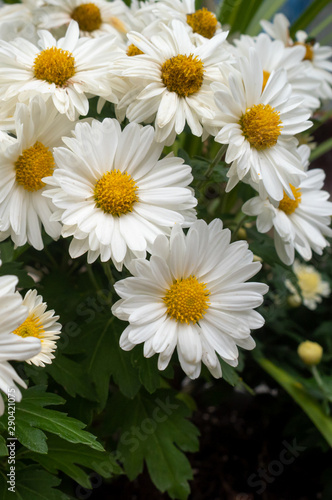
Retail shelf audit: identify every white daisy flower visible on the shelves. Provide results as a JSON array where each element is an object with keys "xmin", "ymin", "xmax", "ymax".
[
  {"xmin": 0, "ymin": 274, "xmax": 41, "ymax": 415},
  {"xmin": 242, "ymin": 145, "xmax": 332, "ymax": 265},
  {"xmin": 206, "ymin": 48, "xmax": 312, "ymax": 202},
  {"xmin": 261, "ymin": 13, "xmax": 332, "ymax": 100},
  {"xmin": 12, "ymin": 289, "xmax": 61, "ymax": 368},
  {"xmin": 234, "ymin": 33, "xmax": 320, "ymax": 111},
  {"xmin": 286, "ymin": 260, "xmax": 331, "ymax": 310},
  {"xmin": 114, "ymin": 19, "xmax": 230, "ymax": 144},
  {"xmin": 35, "ymin": 0, "xmax": 136, "ymax": 42},
  {"xmin": 43, "ymin": 118, "xmax": 197, "ymax": 270},
  {"xmin": 0, "ymin": 20, "xmax": 119, "ymax": 121},
  {"xmin": 138, "ymin": 0, "xmax": 222, "ymax": 42},
  {"xmin": 0, "ymin": 2, "xmax": 37, "ymax": 43},
  {"xmin": 112, "ymin": 219, "xmax": 268, "ymax": 379},
  {"xmin": 0, "ymin": 96, "xmax": 76, "ymax": 250}
]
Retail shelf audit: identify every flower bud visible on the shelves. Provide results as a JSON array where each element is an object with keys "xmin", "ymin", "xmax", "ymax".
[
  {"xmin": 298, "ymin": 340, "xmax": 323, "ymax": 366},
  {"xmin": 287, "ymin": 294, "xmax": 301, "ymax": 308}
]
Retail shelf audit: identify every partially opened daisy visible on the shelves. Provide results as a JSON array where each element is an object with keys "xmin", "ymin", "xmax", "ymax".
[
  {"xmin": 12, "ymin": 290, "xmax": 61, "ymax": 367},
  {"xmin": 0, "ymin": 274, "xmax": 41, "ymax": 415},
  {"xmin": 114, "ymin": 19, "xmax": 230, "ymax": 144},
  {"xmin": 206, "ymin": 48, "xmax": 312, "ymax": 202},
  {"xmin": 285, "ymin": 260, "xmax": 331, "ymax": 310},
  {"xmin": 242, "ymin": 145, "xmax": 332, "ymax": 265},
  {"xmin": 112, "ymin": 219, "xmax": 268, "ymax": 379},
  {"xmin": 0, "ymin": 96, "xmax": 75, "ymax": 250},
  {"xmin": 43, "ymin": 118, "xmax": 197, "ymax": 270},
  {"xmin": 35, "ymin": 0, "xmax": 137, "ymax": 42},
  {"xmin": 0, "ymin": 20, "xmax": 119, "ymax": 120}
]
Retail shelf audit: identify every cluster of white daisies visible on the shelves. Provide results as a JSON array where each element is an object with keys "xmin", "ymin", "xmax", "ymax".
[{"xmin": 0, "ymin": 0, "xmax": 331, "ymax": 410}]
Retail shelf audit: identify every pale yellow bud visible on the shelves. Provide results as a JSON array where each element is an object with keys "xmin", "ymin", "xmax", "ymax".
[
  {"xmin": 237, "ymin": 228, "xmax": 247, "ymax": 240},
  {"xmin": 298, "ymin": 341, "xmax": 323, "ymax": 366},
  {"xmin": 287, "ymin": 294, "xmax": 301, "ymax": 308}
]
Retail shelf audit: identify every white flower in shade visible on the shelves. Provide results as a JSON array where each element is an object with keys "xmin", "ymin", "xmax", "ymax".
[
  {"xmin": 43, "ymin": 118, "xmax": 197, "ymax": 270},
  {"xmin": 12, "ymin": 289, "xmax": 61, "ymax": 367},
  {"xmin": 114, "ymin": 19, "xmax": 230, "ymax": 144},
  {"xmin": 285, "ymin": 260, "xmax": 331, "ymax": 310},
  {"xmin": 0, "ymin": 20, "xmax": 119, "ymax": 120},
  {"xmin": 35, "ymin": 0, "xmax": 136, "ymax": 41},
  {"xmin": 112, "ymin": 219, "xmax": 268, "ymax": 379},
  {"xmin": 0, "ymin": 96, "xmax": 76, "ymax": 250},
  {"xmin": 138, "ymin": 0, "xmax": 222, "ymax": 42},
  {"xmin": 242, "ymin": 145, "xmax": 332, "ymax": 265},
  {"xmin": 261, "ymin": 13, "xmax": 332, "ymax": 100},
  {"xmin": 0, "ymin": 274, "xmax": 41, "ymax": 415},
  {"xmin": 234, "ymin": 33, "xmax": 320, "ymax": 111},
  {"xmin": 206, "ymin": 48, "xmax": 312, "ymax": 202},
  {"xmin": 0, "ymin": 2, "xmax": 37, "ymax": 43}
]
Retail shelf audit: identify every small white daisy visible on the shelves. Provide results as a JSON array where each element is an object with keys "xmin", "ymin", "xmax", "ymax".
[
  {"xmin": 0, "ymin": 96, "xmax": 76, "ymax": 250},
  {"xmin": 261, "ymin": 13, "xmax": 332, "ymax": 100},
  {"xmin": 205, "ymin": 48, "xmax": 312, "ymax": 202},
  {"xmin": 114, "ymin": 19, "xmax": 230, "ymax": 144},
  {"xmin": 12, "ymin": 289, "xmax": 61, "ymax": 368},
  {"xmin": 0, "ymin": 274, "xmax": 41, "ymax": 415},
  {"xmin": 43, "ymin": 118, "xmax": 197, "ymax": 270},
  {"xmin": 0, "ymin": 20, "xmax": 119, "ymax": 120},
  {"xmin": 112, "ymin": 219, "xmax": 268, "ymax": 379},
  {"xmin": 35, "ymin": 0, "xmax": 136, "ymax": 41},
  {"xmin": 234, "ymin": 33, "xmax": 320, "ymax": 111},
  {"xmin": 286, "ymin": 260, "xmax": 331, "ymax": 310},
  {"xmin": 242, "ymin": 145, "xmax": 332, "ymax": 265}
]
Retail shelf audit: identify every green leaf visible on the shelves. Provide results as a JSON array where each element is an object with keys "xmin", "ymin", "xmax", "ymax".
[
  {"xmin": 0, "ymin": 386, "xmax": 104, "ymax": 453},
  {"xmin": 256, "ymin": 357, "xmax": 332, "ymax": 447},
  {"xmin": 0, "ymin": 262, "xmax": 35, "ymax": 289},
  {"xmin": 0, "ymin": 435, "xmax": 8, "ymax": 456},
  {"xmin": 45, "ymin": 352, "xmax": 97, "ymax": 400},
  {"xmin": 23, "ymin": 435, "xmax": 122, "ymax": 489},
  {"xmin": 110, "ymin": 389, "xmax": 199, "ymax": 500},
  {"xmin": 245, "ymin": 0, "xmax": 288, "ymax": 36},
  {"xmin": 131, "ymin": 348, "xmax": 161, "ymax": 394},
  {"xmin": 290, "ymin": 0, "xmax": 331, "ymax": 36},
  {"xmin": 67, "ymin": 316, "xmax": 141, "ymax": 407},
  {"xmin": 218, "ymin": 358, "xmax": 241, "ymax": 386},
  {"xmin": 0, "ymin": 467, "xmax": 69, "ymax": 500}
]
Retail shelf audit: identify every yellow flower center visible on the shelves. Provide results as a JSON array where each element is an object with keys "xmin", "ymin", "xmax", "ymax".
[
  {"xmin": 262, "ymin": 70, "xmax": 270, "ymax": 91},
  {"xmin": 33, "ymin": 47, "xmax": 75, "ymax": 87},
  {"xmin": 294, "ymin": 41, "xmax": 314, "ymax": 61},
  {"xmin": 163, "ymin": 275, "xmax": 210, "ymax": 324},
  {"xmin": 186, "ymin": 8, "xmax": 218, "ymax": 39},
  {"xmin": 298, "ymin": 271, "xmax": 320, "ymax": 296},
  {"xmin": 127, "ymin": 44, "xmax": 144, "ymax": 56},
  {"xmin": 15, "ymin": 141, "xmax": 55, "ymax": 192},
  {"xmin": 71, "ymin": 3, "xmax": 102, "ymax": 32},
  {"xmin": 94, "ymin": 169, "xmax": 139, "ymax": 216},
  {"xmin": 13, "ymin": 315, "xmax": 44, "ymax": 339},
  {"xmin": 278, "ymin": 185, "xmax": 302, "ymax": 215},
  {"xmin": 239, "ymin": 104, "xmax": 282, "ymax": 150},
  {"xmin": 161, "ymin": 54, "xmax": 204, "ymax": 97}
]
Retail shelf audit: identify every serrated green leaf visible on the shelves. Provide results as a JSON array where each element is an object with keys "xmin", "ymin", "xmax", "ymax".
[
  {"xmin": 23, "ymin": 435, "xmax": 122, "ymax": 489},
  {"xmin": 131, "ymin": 348, "xmax": 161, "ymax": 394},
  {"xmin": 0, "ymin": 386, "xmax": 104, "ymax": 453},
  {"xmin": 110, "ymin": 389, "xmax": 199, "ymax": 500},
  {"xmin": 0, "ymin": 467, "xmax": 69, "ymax": 500},
  {"xmin": 45, "ymin": 352, "xmax": 97, "ymax": 400}
]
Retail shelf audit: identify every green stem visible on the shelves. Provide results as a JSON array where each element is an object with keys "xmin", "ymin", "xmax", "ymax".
[
  {"xmin": 102, "ymin": 261, "xmax": 115, "ymax": 286},
  {"xmin": 196, "ymin": 144, "xmax": 227, "ymax": 191},
  {"xmin": 231, "ymin": 214, "xmax": 249, "ymax": 241}
]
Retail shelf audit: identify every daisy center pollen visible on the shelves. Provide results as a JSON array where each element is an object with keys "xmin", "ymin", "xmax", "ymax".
[
  {"xmin": 161, "ymin": 54, "xmax": 204, "ymax": 97},
  {"xmin": 278, "ymin": 185, "xmax": 302, "ymax": 215},
  {"xmin": 163, "ymin": 275, "xmax": 210, "ymax": 324},
  {"xmin": 240, "ymin": 104, "xmax": 282, "ymax": 150},
  {"xmin": 94, "ymin": 169, "xmax": 139, "ymax": 216},
  {"xmin": 127, "ymin": 44, "xmax": 144, "ymax": 56},
  {"xmin": 13, "ymin": 315, "xmax": 45, "ymax": 339},
  {"xmin": 15, "ymin": 141, "xmax": 55, "ymax": 192},
  {"xmin": 34, "ymin": 47, "xmax": 75, "ymax": 87},
  {"xmin": 294, "ymin": 41, "xmax": 314, "ymax": 61},
  {"xmin": 71, "ymin": 3, "xmax": 102, "ymax": 32},
  {"xmin": 186, "ymin": 8, "xmax": 218, "ymax": 39}
]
